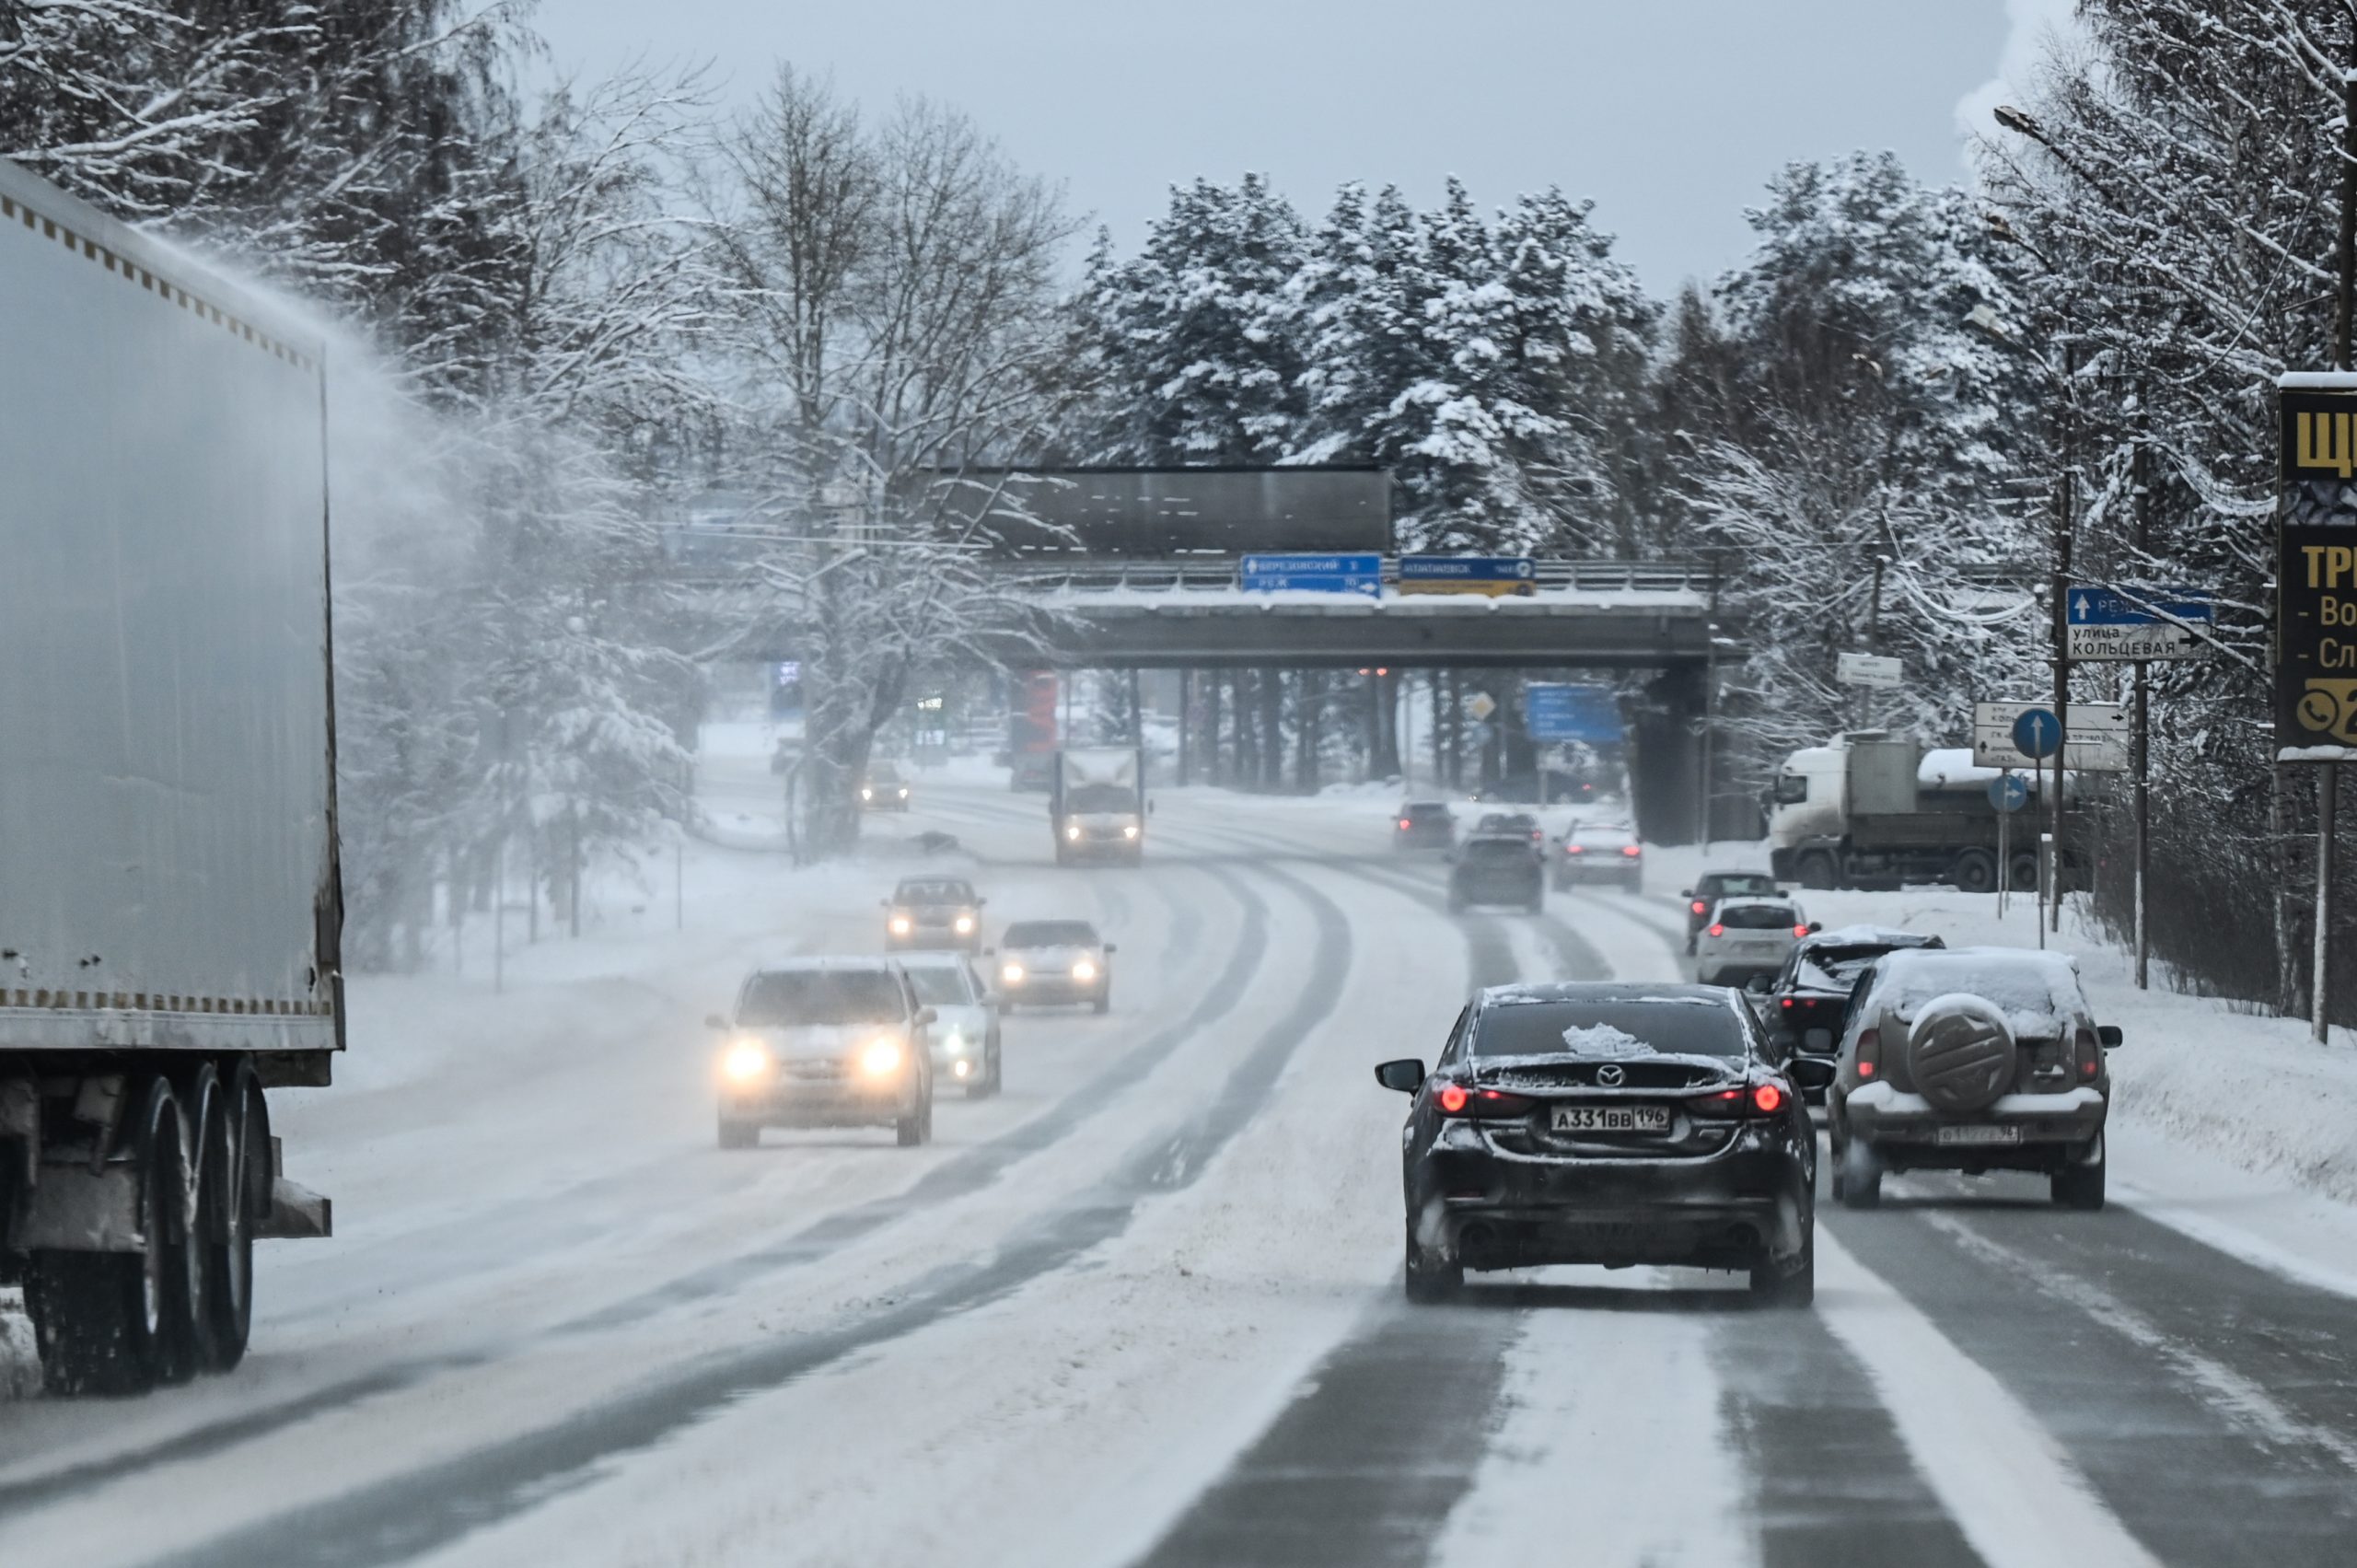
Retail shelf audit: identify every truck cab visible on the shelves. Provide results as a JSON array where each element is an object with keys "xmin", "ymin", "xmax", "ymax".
[{"xmin": 1051, "ymin": 746, "xmax": 1147, "ymax": 865}]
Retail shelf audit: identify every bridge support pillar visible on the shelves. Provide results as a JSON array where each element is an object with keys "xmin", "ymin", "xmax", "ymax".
[{"xmin": 1633, "ymin": 666, "xmax": 1709, "ymax": 847}]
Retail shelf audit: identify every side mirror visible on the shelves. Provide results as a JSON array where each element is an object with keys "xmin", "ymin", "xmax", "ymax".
[
  {"xmin": 1806, "ymin": 922, "xmax": 1823, "ymax": 935},
  {"xmin": 1102, "ymin": 943, "xmax": 1119, "ymax": 955},
  {"xmin": 1374, "ymin": 1058, "xmax": 1427, "ymax": 1093},
  {"xmin": 1679, "ymin": 889, "xmax": 1694, "ymax": 900},
  {"xmin": 1786, "ymin": 1057, "xmax": 1838, "ymax": 1091},
  {"xmin": 703, "ymin": 1013, "xmax": 728, "ymax": 1031},
  {"xmin": 2096, "ymin": 1024, "xmax": 2123, "ymax": 1048},
  {"xmin": 1745, "ymin": 975, "xmax": 1773, "ymax": 995},
  {"xmin": 914, "ymin": 1006, "xmax": 938, "ymax": 1027}
]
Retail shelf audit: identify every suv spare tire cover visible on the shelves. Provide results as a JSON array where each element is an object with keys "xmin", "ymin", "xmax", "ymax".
[{"xmin": 1904, "ymin": 993, "xmax": 2016, "ymax": 1114}]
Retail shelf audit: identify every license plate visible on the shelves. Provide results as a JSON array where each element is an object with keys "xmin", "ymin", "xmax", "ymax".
[
  {"xmin": 1550, "ymin": 1105, "xmax": 1670, "ymax": 1134},
  {"xmin": 1934, "ymin": 1124, "xmax": 2023, "ymax": 1146}
]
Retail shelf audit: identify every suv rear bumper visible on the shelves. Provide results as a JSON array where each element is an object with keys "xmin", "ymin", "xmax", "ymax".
[{"xmin": 1842, "ymin": 1082, "xmax": 2106, "ymax": 1156}]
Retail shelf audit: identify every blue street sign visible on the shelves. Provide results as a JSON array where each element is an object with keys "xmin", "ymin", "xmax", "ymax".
[
  {"xmin": 1397, "ymin": 555, "xmax": 1537, "ymax": 597},
  {"xmin": 2065, "ymin": 586, "xmax": 2213, "ymax": 626},
  {"xmin": 2012, "ymin": 708, "xmax": 2063, "ymax": 761},
  {"xmin": 1238, "ymin": 552, "xmax": 1381, "ymax": 596},
  {"xmin": 1988, "ymin": 774, "xmax": 2031, "ymax": 814},
  {"xmin": 1524, "ymin": 683, "xmax": 1623, "ymax": 745}
]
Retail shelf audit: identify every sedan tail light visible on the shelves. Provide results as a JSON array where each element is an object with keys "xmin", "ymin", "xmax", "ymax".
[
  {"xmin": 1620, "ymin": 845, "xmax": 1642, "ymax": 857},
  {"xmin": 1856, "ymin": 1027, "xmax": 1881, "ymax": 1078},
  {"xmin": 1689, "ymin": 1082, "xmax": 1789, "ymax": 1117},
  {"xmin": 1434, "ymin": 1083, "xmax": 1537, "ymax": 1119},
  {"xmin": 1565, "ymin": 844, "xmax": 1585, "ymax": 854}
]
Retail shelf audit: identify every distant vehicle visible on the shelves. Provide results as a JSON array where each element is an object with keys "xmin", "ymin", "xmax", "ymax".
[
  {"xmin": 1764, "ymin": 926, "xmax": 1946, "ymax": 1093},
  {"xmin": 992, "ymin": 920, "xmax": 1116, "ymax": 1013},
  {"xmin": 1394, "ymin": 799, "xmax": 1457, "ymax": 852},
  {"xmin": 1553, "ymin": 821, "xmax": 1643, "ymax": 892},
  {"xmin": 861, "ymin": 761, "xmax": 911, "ymax": 811},
  {"xmin": 1474, "ymin": 810, "xmax": 1545, "ymax": 844},
  {"xmin": 1768, "ymin": 734, "xmax": 2077, "ymax": 893},
  {"xmin": 884, "ymin": 877, "xmax": 985, "ymax": 952},
  {"xmin": 1376, "ymin": 982, "xmax": 1825, "ymax": 1306},
  {"xmin": 898, "ymin": 952, "xmax": 1002, "ymax": 1098},
  {"xmin": 1680, "ymin": 870, "xmax": 1782, "ymax": 953},
  {"xmin": 1695, "ymin": 898, "xmax": 1817, "ymax": 987},
  {"xmin": 1008, "ymin": 672, "xmax": 1059, "ymax": 792},
  {"xmin": 1828, "ymin": 947, "xmax": 2118, "ymax": 1210},
  {"xmin": 1448, "ymin": 833, "xmax": 1545, "ymax": 914},
  {"xmin": 709, "ymin": 958, "xmax": 936, "ymax": 1148},
  {"xmin": 1051, "ymin": 745, "xmax": 1147, "ymax": 865}
]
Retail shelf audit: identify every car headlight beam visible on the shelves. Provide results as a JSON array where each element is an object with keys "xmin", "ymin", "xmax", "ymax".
[
  {"xmin": 1071, "ymin": 959, "xmax": 1098, "ymax": 982},
  {"xmin": 1002, "ymin": 962, "xmax": 1025, "ymax": 984},
  {"xmin": 860, "ymin": 1038, "xmax": 905, "ymax": 1076},
  {"xmin": 953, "ymin": 914, "xmax": 975, "ymax": 935},
  {"xmin": 1065, "ymin": 824, "xmax": 1081, "ymax": 842},
  {"xmin": 888, "ymin": 915, "xmax": 912, "ymax": 935},
  {"xmin": 722, "ymin": 1040, "xmax": 773, "ymax": 1084}
]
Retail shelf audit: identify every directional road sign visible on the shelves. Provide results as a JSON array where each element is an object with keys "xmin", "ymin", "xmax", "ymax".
[
  {"xmin": 1238, "ymin": 552, "xmax": 1381, "ymax": 596},
  {"xmin": 2012, "ymin": 708, "xmax": 2062, "ymax": 760},
  {"xmin": 1467, "ymin": 691, "xmax": 1498, "ymax": 723},
  {"xmin": 1837, "ymin": 652, "xmax": 1904, "ymax": 689},
  {"xmin": 1396, "ymin": 555, "xmax": 1537, "ymax": 598},
  {"xmin": 1524, "ymin": 683, "xmax": 1623, "ymax": 744},
  {"xmin": 1988, "ymin": 773, "xmax": 2031, "ymax": 813},
  {"xmin": 1973, "ymin": 700, "xmax": 2129, "ymax": 772},
  {"xmin": 2065, "ymin": 585, "xmax": 2213, "ymax": 661}
]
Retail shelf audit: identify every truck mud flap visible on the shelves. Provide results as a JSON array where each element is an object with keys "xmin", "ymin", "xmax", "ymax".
[{"xmin": 260, "ymin": 1178, "xmax": 331, "ymax": 1239}]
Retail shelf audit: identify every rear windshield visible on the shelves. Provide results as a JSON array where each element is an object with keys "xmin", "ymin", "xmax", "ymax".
[
  {"xmin": 1703, "ymin": 873, "xmax": 1779, "ymax": 898},
  {"xmin": 1462, "ymin": 839, "xmax": 1533, "ymax": 863},
  {"xmin": 1875, "ymin": 957, "xmax": 2085, "ymax": 1028},
  {"xmin": 1473, "ymin": 1000, "xmax": 1748, "ymax": 1059},
  {"xmin": 1716, "ymin": 903, "xmax": 1798, "ymax": 931},
  {"xmin": 1404, "ymin": 802, "xmax": 1449, "ymax": 818},
  {"xmin": 1004, "ymin": 921, "xmax": 1097, "ymax": 947},
  {"xmin": 904, "ymin": 966, "xmax": 975, "ymax": 1005},
  {"xmin": 738, "ymin": 970, "xmax": 905, "ymax": 1027},
  {"xmin": 1796, "ymin": 945, "xmax": 1892, "ymax": 991},
  {"xmin": 1571, "ymin": 825, "xmax": 1632, "ymax": 844},
  {"xmin": 896, "ymin": 881, "xmax": 973, "ymax": 904},
  {"xmin": 1479, "ymin": 815, "xmax": 1537, "ymax": 830}
]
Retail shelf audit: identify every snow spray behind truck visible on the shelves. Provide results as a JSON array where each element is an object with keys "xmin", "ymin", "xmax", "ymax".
[
  {"xmin": 0, "ymin": 159, "xmax": 340, "ymax": 1394},
  {"xmin": 1051, "ymin": 747, "xmax": 1147, "ymax": 865}
]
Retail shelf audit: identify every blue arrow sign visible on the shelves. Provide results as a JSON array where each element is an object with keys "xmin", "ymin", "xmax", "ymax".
[
  {"xmin": 2012, "ymin": 708, "xmax": 2063, "ymax": 761},
  {"xmin": 1987, "ymin": 773, "xmax": 2031, "ymax": 813},
  {"xmin": 1238, "ymin": 553, "xmax": 1381, "ymax": 596},
  {"xmin": 1524, "ymin": 683, "xmax": 1623, "ymax": 744},
  {"xmin": 2067, "ymin": 586, "xmax": 2213, "ymax": 626}
]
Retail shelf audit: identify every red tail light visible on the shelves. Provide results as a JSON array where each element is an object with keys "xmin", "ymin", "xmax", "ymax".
[
  {"xmin": 1565, "ymin": 844, "xmax": 1585, "ymax": 854},
  {"xmin": 1621, "ymin": 845, "xmax": 1642, "ymax": 857},
  {"xmin": 1691, "ymin": 900, "xmax": 1708, "ymax": 915},
  {"xmin": 1399, "ymin": 819, "xmax": 1411, "ymax": 830},
  {"xmin": 1708, "ymin": 923, "xmax": 1724, "ymax": 937},
  {"xmin": 1689, "ymin": 1082, "xmax": 1790, "ymax": 1117},
  {"xmin": 1857, "ymin": 1028, "xmax": 1880, "ymax": 1078},
  {"xmin": 1779, "ymin": 997, "xmax": 1793, "ymax": 1009},
  {"xmin": 2073, "ymin": 1028, "xmax": 2102, "ymax": 1082},
  {"xmin": 1434, "ymin": 1083, "xmax": 1535, "ymax": 1119},
  {"xmin": 1793, "ymin": 924, "xmax": 1809, "ymax": 938},
  {"xmin": 1752, "ymin": 1083, "xmax": 1785, "ymax": 1114}
]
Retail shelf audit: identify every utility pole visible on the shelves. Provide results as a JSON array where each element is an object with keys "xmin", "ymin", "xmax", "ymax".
[
  {"xmin": 2313, "ymin": 29, "xmax": 2357, "ymax": 1042},
  {"xmin": 1696, "ymin": 557, "xmax": 1722, "ymax": 846},
  {"xmin": 2051, "ymin": 343, "xmax": 2076, "ymax": 934},
  {"xmin": 1868, "ymin": 551, "xmax": 1890, "ymax": 732}
]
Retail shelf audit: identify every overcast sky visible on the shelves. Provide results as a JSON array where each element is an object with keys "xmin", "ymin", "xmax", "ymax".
[{"xmin": 535, "ymin": 0, "xmax": 2061, "ymax": 293}]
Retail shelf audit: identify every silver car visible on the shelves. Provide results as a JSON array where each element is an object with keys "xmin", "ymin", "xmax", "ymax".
[
  {"xmin": 1694, "ymin": 897, "xmax": 1816, "ymax": 987},
  {"xmin": 708, "ymin": 958, "xmax": 936, "ymax": 1148},
  {"xmin": 990, "ymin": 919, "xmax": 1115, "ymax": 1013},
  {"xmin": 898, "ymin": 951, "xmax": 1003, "ymax": 1098}
]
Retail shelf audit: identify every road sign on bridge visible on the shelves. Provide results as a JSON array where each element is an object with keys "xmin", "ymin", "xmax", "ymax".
[
  {"xmin": 1397, "ymin": 556, "xmax": 1536, "ymax": 597},
  {"xmin": 1524, "ymin": 683, "xmax": 1623, "ymax": 744},
  {"xmin": 1238, "ymin": 553, "xmax": 1382, "ymax": 596}
]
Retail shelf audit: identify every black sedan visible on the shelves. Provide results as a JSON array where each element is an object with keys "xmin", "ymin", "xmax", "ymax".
[
  {"xmin": 1394, "ymin": 799, "xmax": 1456, "ymax": 852},
  {"xmin": 1447, "ymin": 832, "xmax": 1543, "ymax": 913},
  {"xmin": 1376, "ymin": 983, "xmax": 1829, "ymax": 1305},
  {"xmin": 1763, "ymin": 925, "xmax": 1945, "ymax": 1094}
]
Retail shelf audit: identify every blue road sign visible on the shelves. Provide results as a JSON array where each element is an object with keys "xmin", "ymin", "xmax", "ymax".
[
  {"xmin": 1524, "ymin": 683, "xmax": 1623, "ymax": 745},
  {"xmin": 2066, "ymin": 585, "xmax": 2214, "ymax": 660},
  {"xmin": 2012, "ymin": 708, "xmax": 2063, "ymax": 761},
  {"xmin": 1988, "ymin": 773, "xmax": 2031, "ymax": 814},
  {"xmin": 1397, "ymin": 555, "xmax": 1537, "ymax": 597},
  {"xmin": 1238, "ymin": 552, "xmax": 1381, "ymax": 596}
]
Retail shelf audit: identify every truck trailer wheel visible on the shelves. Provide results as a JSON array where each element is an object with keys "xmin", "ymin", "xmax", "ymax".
[
  {"xmin": 1796, "ymin": 853, "xmax": 1839, "ymax": 890},
  {"xmin": 1950, "ymin": 848, "xmax": 1999, "ymax": 895},
  {"xmin": 195, "ymin": 1066, "xmax": 265, "ymax": 1372},
  {"xmin": 26, "ymin": 1076, "xmax": 194, "ymax": 1396}
]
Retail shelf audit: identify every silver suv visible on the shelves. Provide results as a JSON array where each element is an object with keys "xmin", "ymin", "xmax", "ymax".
[
  {"xmin": 708, "ymin": 958, "xmax": 937, "ymax": 1148},
  {"xmin": 1828, "ymin": 947, "xmax": 2119, "ymax": 1210}
]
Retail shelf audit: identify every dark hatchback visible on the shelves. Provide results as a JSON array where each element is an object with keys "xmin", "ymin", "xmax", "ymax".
[
  {"xmin": 1376, "ymin": 983, "xmax": 1827, "ymax": 1305},
  {"xmin": 1394, "ymin": 799, "xmax": 1456, "ymax": 852},
  {"xmin": 1447, "ymin": 833, "xmax": 1544, "ymax": 913},
  {"xmin": 1680, "ymin": 869, "xmax": 1781, "ymax": 953},
  {"xmin": 1764, "ymin": 926, "xmax": 1945, "ymax": 1095}
]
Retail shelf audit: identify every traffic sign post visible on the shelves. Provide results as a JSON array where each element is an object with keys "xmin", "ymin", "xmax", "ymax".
[
  {"xmin": 1972, "ymin": 700, "xmax": 2127, "ymax": 772},
  {"xmin": 1989, "ymin": 772, "xmax": 2028, "ymax": 918},
  {"xmin": 2063, "ymin": 586, "xmax": 2214, "ymax": 662},
  {"xmin": 1837, "ymin": 652, "xmax": 1903, "ymax": 689},
  {"xmin": 2005, "ymin": 710, "xmax": 2062, "ymax": 946},
  {"xmin": 1238, "ymin": 552, "xmax": 1382, "ymax": 596}
]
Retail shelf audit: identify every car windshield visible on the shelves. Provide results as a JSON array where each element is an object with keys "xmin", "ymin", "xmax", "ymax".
[
  {"xmin": 1067, "ymin": 784, "xmax": 1136, "ymax": 813},
  {"xmin": 904, "ymin": 966, "xmax": 974, "ymax": 1005},
  {"xmin": 1473, "ymin": 999, "xmax": 1748, "ymax": 1059},
  {"xmin": 1796, "ymin": 945, "xmax": 1894, "ymax": 990},
  {"xmin": 1715, "ymin": 903, "xmax": 1798, "ymax": 930},
  {"xmin": 1571, "ymin": 826, "xmax": 1631, "ymax": 844},
  {"xmin": 1404, "ymin": 801, "xmax": 1448, "ymax": 818},
  {"xmin": 1004, "ymin": 921, "xmax": 1097, "ymax": 948},
  {"xmin": 896, "ymin": 881, "xmax": 973, "ymax": 905},
  {"xmin": 1462, "ymin": 839, "xmax": 1530, "ymax": 863},
  {"xmin": 1703, "ymin": 873, "xmax": 1779, "ymax": 898},
  {"xmin": 867, "ymin": 764, "xmax": 901, "ymax": 783},
  {"xmin": 738, "ymin": 970, "xmax": 904, "ymax": 1027}
]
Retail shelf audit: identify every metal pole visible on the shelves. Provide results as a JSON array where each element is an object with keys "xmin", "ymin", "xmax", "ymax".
[
  {"xmin": 1177, "ymin": 669, "xmax": 1191, "ymax": 785},
  {"xmin": 1697, "ymin": 558, "xmax": 1721, "ymax": 846},
  {"xmin": 2134, "ymin": 659, "xmax": 2151, "ymax": 988},
  {"xmin": 2036, "ymin": 752, "xmax": 2048, "ymax": 948},
  {"xmin": 675, "ymin": 835, "xmax": 683, "ymax": 932},
  {"xmin": 493, "ymin": 833, "xmax": 505, "ymax": 995},
  {"xmin": 1998, "ymin": 784, "xmax": 2011, "ymax": 919},
  {"xmin": 2052, "ymin": 354, "xmax": 2075, "ymax": 935},
  {"xmin": 2317, "ymin": 764, "xmax": 2339, "ymax": 1044}
]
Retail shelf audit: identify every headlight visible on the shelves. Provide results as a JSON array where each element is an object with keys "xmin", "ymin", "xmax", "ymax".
[
  {"xmin": 1071, "ymin": 959, "xmax": 1098, "ymax": 982},
  {"xmin": 861, "ymin": 787, "xmax": 873, "ymax": 800},
  {"xmin": 942, "ymin": 1031, "xmax": 968, "ymax": 1054},
  {"xmin": 954, "ymin": 914, "xmax": 975, "ymax": 935},
  {"xmin": 1122, "ymin": 824, "xmax": 1140, "ymax": 840},
  {"xmin": 1065, "ymin": 824, "xmax": 1082, "ymax": 841},
  {"xmin": 1002, "ymin": 962, "xmax": 1025, "ymax": 984},
  {"xmin": 721, "ymin": 1040, "xmax": 772, "ymax": 1084},
  {"xmin": 888, "ymin": 915, "xmax": 912, "ymax": 935},
  {"xmin": 898, "ymin": 787, "xmax": 909, "ymax": 798},
  {"xmin": 860, "ymin": 1039, "xmax": 904, "ymax": 1076}
]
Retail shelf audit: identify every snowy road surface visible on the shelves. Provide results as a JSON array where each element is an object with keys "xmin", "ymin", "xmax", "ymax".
[{"xmin": 3, "ymin": 774, "xmax": 2356, "ymax": 1567}]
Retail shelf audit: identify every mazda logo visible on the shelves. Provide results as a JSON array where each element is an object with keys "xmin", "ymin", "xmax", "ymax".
[{"xmin": 1596, "ymin": 1064, "xmax": 1625, "ymax": 1086}]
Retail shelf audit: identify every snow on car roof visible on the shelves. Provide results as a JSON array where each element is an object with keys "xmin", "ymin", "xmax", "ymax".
[
  {"xmin": 1868, "ymin": 947, "xmax": 2088, "ymax": 1031},
  {"xmin": 1712, "ymin": 896, "xmax": 1797, "ymax": 911},
  {"xmin": 756, "ymin": 955, "xmax": 903, "ymax": 973},
  {"xmin": 1802, "ymin": 924, "xmax": 1936, "ymax": 948}
]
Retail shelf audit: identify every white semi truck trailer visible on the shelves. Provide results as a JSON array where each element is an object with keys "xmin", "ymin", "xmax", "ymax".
[{"xmin": 0, "ymin": 159, "xmax": 339, "ymax": 1394}]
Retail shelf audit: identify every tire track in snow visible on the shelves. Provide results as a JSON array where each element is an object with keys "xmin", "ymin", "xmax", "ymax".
[{"xmin": 130, "ymin": 857, "xmax": 1360, "ymax": 1568}]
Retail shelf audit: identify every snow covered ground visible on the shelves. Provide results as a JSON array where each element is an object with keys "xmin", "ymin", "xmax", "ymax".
[{"xmin": 2, "ymin": 778, "xmax": 2354, "ymax": 1568}]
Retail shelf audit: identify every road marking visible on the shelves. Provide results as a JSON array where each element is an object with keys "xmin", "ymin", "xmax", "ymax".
[{"xmin": 1812, "ymin": 1225, "xmax": 2164, "ymax": 1568}]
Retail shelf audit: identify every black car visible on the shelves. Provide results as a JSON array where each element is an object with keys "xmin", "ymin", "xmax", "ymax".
[
  {"xmin": 860, "ymin": 761, "xmax": 911, "ymax": 811},
  {"xmin": 1448, "ymin": 833, "xmax": 1543, "ymax": 913},
  {"xmin": 1763, "ymin": 926, "xmax": 1945, "ymax": 1094},
  {"xmin": 1680, "ymin": 869, "xmax": 1782, "ymax": 953},
  {"xmin": 883, "ymin": 877, "xmax": 985, "ymax": 952},
  {"xmin": 1376, "ymin": 983, "xmax": 1828, "ymax": 1304},
  {"xmin": 1394, "ymin": 799, "xmax": 1456, "ymax": 852},
  {"xmin": 1474, "ymin": 810, "xmax": 1546, "ymax": 846}
]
